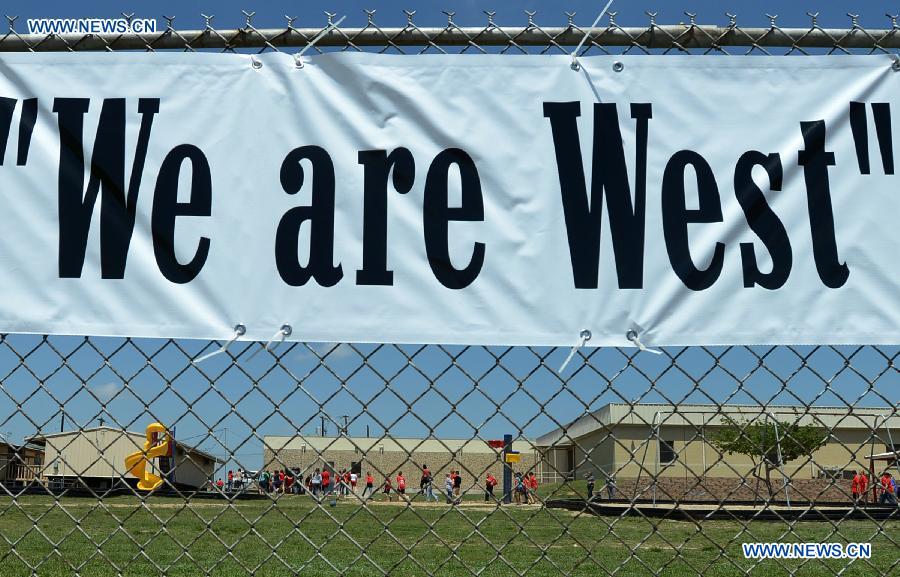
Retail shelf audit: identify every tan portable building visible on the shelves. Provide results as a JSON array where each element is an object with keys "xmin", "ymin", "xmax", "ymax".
[{"xmin": 28, "ymin": 426, "xmax": 220, "ymax": 490}]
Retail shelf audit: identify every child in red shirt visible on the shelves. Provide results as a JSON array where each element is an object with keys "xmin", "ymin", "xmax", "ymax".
[
  {"xmin": 321, "ymin": 469, "xmax": 331, "ymax": 495},
  {"xmin": 396, "ymin": 472, "xmax": 407, "ymax": 499},
  {"xmin": 851, "ymin": 471, "xmax": 868, "ymax": 505},
  {"xmin": 383, "ymin": 477, "xmax": 393, "ymax": 501},
  {"xmin": 485, "ymin": 473, "xmax": 497, "ymax": 502}
]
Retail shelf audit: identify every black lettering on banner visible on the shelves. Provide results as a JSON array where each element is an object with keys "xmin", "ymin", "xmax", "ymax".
[
  {"xmin": 53, "ymin": 97, "xmax": 159, "ymax": 278},
  {"xmin": 423, "ymin": 148, "xmax": 485, "ymax": 289},
  {"xmin": 871, "ymin": 103, "xmax": 894, "ymax": 175},
  {"xmin": 0, "ymin": 97, "xmax": 16, "ymax": 164},
  {"xmin": 797, "ymin": 120, "xmax": 849, "ymax": 288},
  {"xmin": 16, "ymin": 98, "xmax": 37, "ymax": 166},
  {"xmin": 356, "ymin": 148, "xmax": 415, "ymax": 286},
  {"xmin": 849, "ymin": 102, "xmax": 870, "ymax": 174},
  {"xmin": 275, "ymin": 145, "xmax": 343, "ymax": 287},
  {"xmin": 542, "ymin": 101, "xmax": 651, "ymax": 289},
  {"xmin": 662, "ymin": 150, "xmax": 725, "ymax": 291},
  {"xmin": 152, "ymin": 144, "xmax": 212, "ymax": 284},
  {"xmin": 734, "ymin": 151, "xmax": 792, "ymax": 289}
]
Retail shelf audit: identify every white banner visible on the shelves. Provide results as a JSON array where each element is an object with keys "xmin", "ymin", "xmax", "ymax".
[{"xmin": 0, "ymin": 53, "xmax": 898, "ymax": 347}]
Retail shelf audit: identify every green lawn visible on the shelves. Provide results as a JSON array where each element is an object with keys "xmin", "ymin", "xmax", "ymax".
[{"xmin": 0, "ymin": 495, "xmax": 896, "ymax": 576}]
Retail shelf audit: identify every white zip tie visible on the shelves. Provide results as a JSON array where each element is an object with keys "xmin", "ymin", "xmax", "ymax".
[
  {"xmin": 559, "ymin": 329, "xmax": 592, "ymax": 373},
  {"xmin": 570, "ymin": 0, "xmax": 615, "ymax": 70},
  {"xmin": 626, "ymin": 329, "xmax": 663, "ymax": 355},
  {"xmin": 193, "ymin": 324, "xmax": 246, "ymax": 364},
  {"xmin": 247, "ymin": 324, "xmax": 292, "ymax": 361},
  {"xmin": 294, "ymin": 15, "xmax": 347, "ymax": 68}
]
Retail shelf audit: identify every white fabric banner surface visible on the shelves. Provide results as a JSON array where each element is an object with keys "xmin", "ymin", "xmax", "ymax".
[{"xmin": 0, "ymin": 52, "xmax": 897, "ymax": 347}]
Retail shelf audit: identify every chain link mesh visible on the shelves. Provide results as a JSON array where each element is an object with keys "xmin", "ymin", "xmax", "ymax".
[{"xmin": 0, "ymin": 10, "xmax": 898, "ymax": 577}]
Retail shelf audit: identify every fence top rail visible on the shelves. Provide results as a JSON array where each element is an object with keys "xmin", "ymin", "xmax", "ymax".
[{"xmin": 3, "ymin": 19, "xmax": 900, "ymax": 52}]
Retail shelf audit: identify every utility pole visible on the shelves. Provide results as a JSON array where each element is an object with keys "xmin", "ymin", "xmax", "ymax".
[
  {"xmin": 341, "ymin": 415, "xmax": 349, "ymax": 436},
  {"xmin": 320, "ymin": 415, "xmax": 326, "ymax": 437}
]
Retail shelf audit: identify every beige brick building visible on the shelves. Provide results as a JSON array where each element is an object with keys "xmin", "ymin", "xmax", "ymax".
[{"xmin": 263, "ymin": 436, "xmax": 539, "ymax": 494}]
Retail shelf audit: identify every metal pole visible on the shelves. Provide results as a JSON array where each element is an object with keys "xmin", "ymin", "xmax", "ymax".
[
  {"xmin": 766, "ymin": 412, "xmax": 791, "ymax": 507},
  {"xmin": 652, "ymin": 411, "xmax": 661, "ymax": 505},
  {"xmin": 502, "ymin": 434, "xmax": 512, "ymax": 504},
  {"xmin": 871, "ymin": 415, "xmax": 883, "ymax": 504},
  {"xmin": 884, "ymin": 414, "xmax": 899, "ymax": 479}
]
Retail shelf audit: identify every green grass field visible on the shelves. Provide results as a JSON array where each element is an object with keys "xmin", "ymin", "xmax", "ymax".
[{"xmin": 0, "ymin": 494, "xmax": 896, "ymax": 577}]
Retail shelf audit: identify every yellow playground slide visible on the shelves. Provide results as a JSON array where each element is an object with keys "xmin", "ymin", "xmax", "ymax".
[{"xmin": 124, "ymin": 423, "xmax": 172, "ymax": 491}]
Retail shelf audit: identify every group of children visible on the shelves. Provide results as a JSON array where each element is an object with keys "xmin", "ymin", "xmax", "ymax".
[
  {"xmin": 512, "ymin": 471, "xmax": 540, "ymax": 504},
  {"xmin": 211, "ymin": 465, "xmax": 542, "ymax": 506},
  {"xmin": 255, "ymin": 467, "xmax": 372, "ymax": 497},
  {"xmin": 851, "ymin": 470, "xmax": 898, "ymax": 506}
]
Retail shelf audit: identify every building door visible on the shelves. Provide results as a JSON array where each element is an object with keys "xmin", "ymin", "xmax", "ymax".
[{"xmin": 351, "ymin": 461, "xmax": 361, "ymax": 476}]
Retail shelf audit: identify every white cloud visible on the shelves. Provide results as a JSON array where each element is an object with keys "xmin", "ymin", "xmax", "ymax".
[{"xmin": 89, "ymin": 382, "xmax": 121, "ymax": 402}]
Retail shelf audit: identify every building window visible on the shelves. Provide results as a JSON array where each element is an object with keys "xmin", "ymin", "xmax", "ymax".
[{"xmin": 658, "ymin": 439, "xmax": 677, "ymax": 464}]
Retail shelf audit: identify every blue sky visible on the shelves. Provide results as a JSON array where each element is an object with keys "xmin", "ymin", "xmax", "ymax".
[
  {"xmin": 0, "ymin": 1, "xmax": 897, "ymax": 479},
  {"xmin": 3, "ymin": 1, "xmax": 900, "ymax": 35}
]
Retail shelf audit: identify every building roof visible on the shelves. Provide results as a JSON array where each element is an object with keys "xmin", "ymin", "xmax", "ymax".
[
  {"xmin": 264, "ymin": 435, "xmax": 537, "ymax": 455},
  {"xmin": 868, "ymin": 452, "xmax": 899, "ymax": 462},
  {"xmin": 26, "ymin": 426, "xmax": 222, "ymax": 463},
  {"xmin": 535, "ymin": 403, "xmax": 900, "ymax": 447}
]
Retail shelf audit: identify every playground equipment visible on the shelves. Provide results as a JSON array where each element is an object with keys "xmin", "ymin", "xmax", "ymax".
[{"xmin": 124, "ymin": 423, "xmax": 173, "ymax": 491}]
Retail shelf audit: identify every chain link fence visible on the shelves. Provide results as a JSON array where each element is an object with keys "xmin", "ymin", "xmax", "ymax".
[{"xmin": 0, "ymin": 10, "xmax": 898, "ymax": 577}]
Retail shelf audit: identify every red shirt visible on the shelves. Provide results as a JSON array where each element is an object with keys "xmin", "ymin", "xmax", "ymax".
[
  {"xmin": 852, "ymin": 474, "xmax": 867, "ymax": 492},
  {"xmin": 344, "ymin": 472, "xmax": 351, "ymax": 483},
  {"xmin": 322, "ymin": 471, "xmax": 330, "ymax": 485},
  {"xmin": 279, "ymin": 472, "xmax": 285, "ymax": 481},
  {"xmin": 384, "ymin": 478, "xmax": 392, "ymax": 488},
  {"xmin": 216, "ymin": 480, "xmax": 224, "ymax": 488},
  {"xmin": 529, "ymin": 476, "xmax": 538, "ymax": 489},
  {"xmin": 487, "ymin": 475, "xmax": 497, "ymax": 487},
  {"xmin": 882, "ymin": 475, "xmax": 894, "ymax": 493},
  {"xmin": 366, "ymin": 474, "xmax": 374, "ymax": 485},
  {"xmin": 228, "ymin": 472, "xmax": 233, "ymax": 481},
  {"xmin": 397, "ymin": 475, "xmax": 406, "ymax": 490}
]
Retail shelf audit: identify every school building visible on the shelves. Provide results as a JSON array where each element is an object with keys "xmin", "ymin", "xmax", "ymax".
[
  {"xmin": 26, "ymin": 426, "xmax": 221, "ymax": 491},
  {"xmin": 534, "ymin": 403, "xmax": 900, "ymax": 501},
  {"xmin": 262, "ymin": 436, "xmax": 539, "ymax": 493}
]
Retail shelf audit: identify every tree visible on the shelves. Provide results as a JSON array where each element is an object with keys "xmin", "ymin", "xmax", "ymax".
[{"xmin": 709, "ymin": 417, "xmax": 827, "ymax": 501}]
